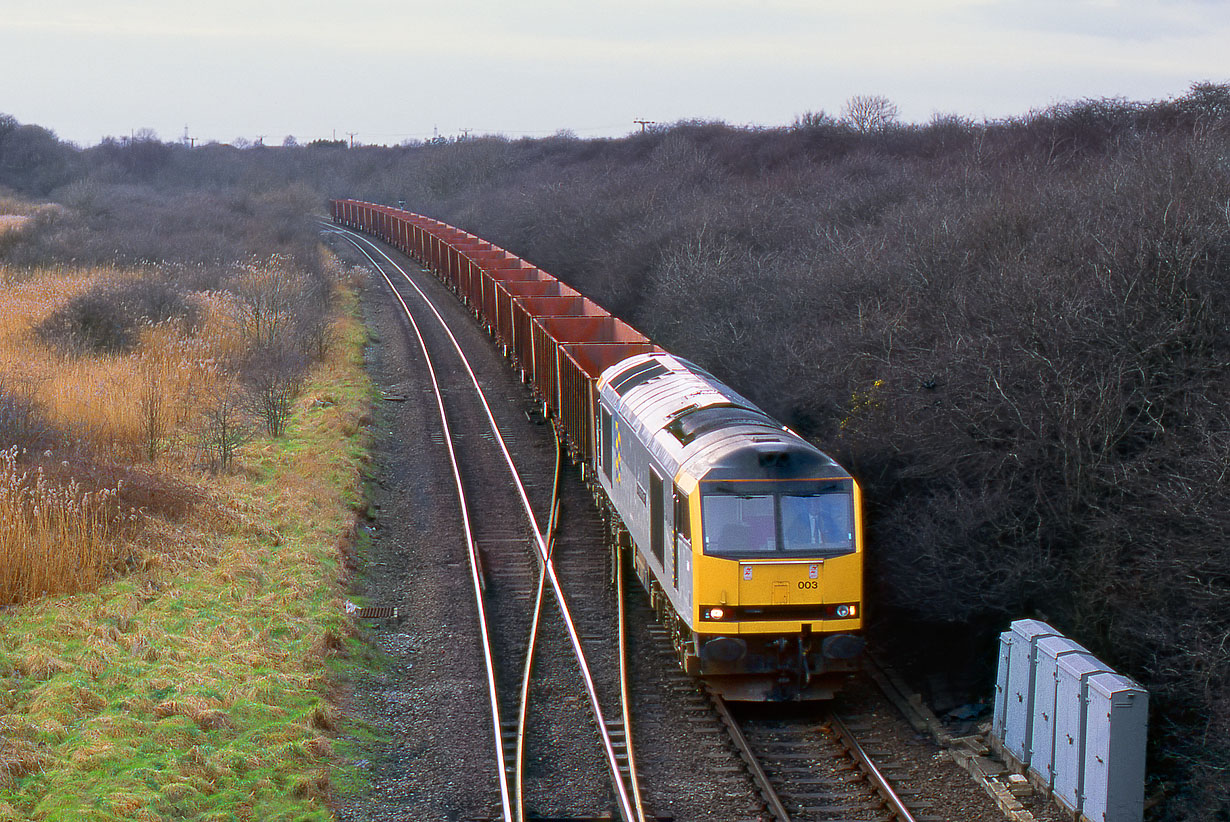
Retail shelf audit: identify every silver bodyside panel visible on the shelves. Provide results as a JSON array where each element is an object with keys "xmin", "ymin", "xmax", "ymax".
[{"xmin": 596, "ymin": 352, "xmax": 847, "ymax": 485}]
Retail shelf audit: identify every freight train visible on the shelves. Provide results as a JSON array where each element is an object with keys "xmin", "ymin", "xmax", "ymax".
[{"xmin": 331, "ymin": 200, "xmax": 865, "ymax": 700}]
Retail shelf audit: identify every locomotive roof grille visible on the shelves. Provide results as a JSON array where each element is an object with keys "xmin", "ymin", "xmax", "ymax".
[
  {"xmin": 665, "ymin": 404, "xmax": 779, "ymax": 446},
  {"xmin": 610, "ymin": 360, "xmax": 670, "ymax": 395}
]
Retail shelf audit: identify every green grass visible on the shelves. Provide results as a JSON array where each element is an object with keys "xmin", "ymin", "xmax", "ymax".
[{"xmin": 0, "ymin": 286, "xmax": 375, "ymax": 821}]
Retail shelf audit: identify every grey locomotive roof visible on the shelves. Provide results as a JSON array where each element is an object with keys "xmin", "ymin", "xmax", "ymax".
[{"xmin": 598, "ymin": 353, "xmax": 848, "ymax": 484}]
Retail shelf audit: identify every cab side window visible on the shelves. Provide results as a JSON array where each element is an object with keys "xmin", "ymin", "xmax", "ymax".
[
  {"xmin": 600, "ymin": 406, "xmax": 613, "ymax": 480},
  {"xmin": 673, "ymin": 487, "xmax": 690, "ymax": 541}
]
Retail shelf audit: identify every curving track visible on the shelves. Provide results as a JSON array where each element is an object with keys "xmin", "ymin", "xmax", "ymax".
[{"xmin": 328, "ymin": 225, "xmax": 642, "ymax": 821}]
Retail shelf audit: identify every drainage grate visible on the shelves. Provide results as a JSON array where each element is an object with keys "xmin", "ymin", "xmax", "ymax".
[{"xmin": 344, "ymin": 601, "xmax": 399, "ymax": 619}]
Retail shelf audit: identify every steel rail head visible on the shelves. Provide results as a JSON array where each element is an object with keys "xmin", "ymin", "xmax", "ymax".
[
  {"xmin": 827, "ymin": 712, "xmax": 919, "ymax": 822},
  {"xmin": 515, "ymin": 435, "xmax": 562, "ymax": 822},
  {"xmin": 515, "ymin": 563, "xmax": 550, "ymax": 822},
  {"xmin": 328, "ymin": 228, "xmax": 514, "ymax": 821},
  {"xmin": 616, "ymin": 542, "xmax": 649, "ymax": 822},
  {"xmin": 704, "ymin": 688, "xmax": 793, "ymax": 822}
]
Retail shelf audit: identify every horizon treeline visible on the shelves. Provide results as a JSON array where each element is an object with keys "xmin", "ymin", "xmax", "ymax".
[{"xmin": 3, "ymin": 82, "xmax": 1229, "ymax": 820}]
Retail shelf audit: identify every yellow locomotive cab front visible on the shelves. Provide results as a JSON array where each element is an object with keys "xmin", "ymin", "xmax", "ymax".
[{"xmin": 687, "ymin": 475, "xmax": 865, "ymax": 700}]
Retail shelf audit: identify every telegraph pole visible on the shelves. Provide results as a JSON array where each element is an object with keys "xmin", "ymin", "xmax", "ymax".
[{"xmin": 634, "ymin": 119, "xmax": 656, "ymax": 133}]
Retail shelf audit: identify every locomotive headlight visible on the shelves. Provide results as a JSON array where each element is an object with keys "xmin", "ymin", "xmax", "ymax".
[
  {"xmin": 835, "ymin": 604, "xmax": 855, "ymax": 618},
  {"xmin": 707, "ymin": 607, "xmax": 725, "ymax": 620}
]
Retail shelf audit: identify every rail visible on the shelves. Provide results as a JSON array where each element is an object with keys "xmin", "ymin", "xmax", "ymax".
[
  {"xmin": 708, "ymin": 689, "xmax": 919, "ymax": 822},
  {"xmin": 827, "ymin": 712, "xmax": 919, "ymax": 822},
  {"xmin": 330, "ymin": 229, "xmax": 514, "ymax": 820},
  {"xmin": 327, "ymin": 224, "xmax": 640, "ymax": 822},
  {"xmin": 514, "ymin": 436, "xmax": 562, "ymax": 822},
  {"xmin": 617, "ymin": 541, "xmax": 648, "ymax": 821},
  {"xmin": 705, "ymin": 690, "xmax": 793, "ymax": 822}
]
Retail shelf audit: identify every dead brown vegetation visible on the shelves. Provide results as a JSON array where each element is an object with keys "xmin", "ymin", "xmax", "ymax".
[{"xmin": 0, "ymin": 191, "xmax": 338, "ymax": 605}]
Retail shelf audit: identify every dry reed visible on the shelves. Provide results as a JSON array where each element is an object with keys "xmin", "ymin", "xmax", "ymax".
[
  {"xmin": 0, "ymin": 266, "xmax": 241, "ymax": 605},
  {"xmin": 0, "ymin": 447, "xmax": 118, "ymax": 604}
]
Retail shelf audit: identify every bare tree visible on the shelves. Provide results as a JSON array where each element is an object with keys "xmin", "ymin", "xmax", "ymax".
[
  {"xmin": 842, "ymin": 94, "xmax": 900, "ymax": 133},
  {"xmin": 230, "ymin": 255, "xmax": 304, "ymax": 349},
  {"xmin": 792, "ymin": 110, "xmax": 838, "ymax": 130},
  {"xmin": 197, "ymin": 391, "xmax": 252, "ymax": 472},
  {"xmin": 243, "ymin": 348, "xmax": 307, "ymax": 438}
]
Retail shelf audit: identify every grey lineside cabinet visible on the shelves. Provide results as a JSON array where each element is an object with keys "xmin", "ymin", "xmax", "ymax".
[
  {"xmin": 1082, "ymin": 673, "xmax": 1149, "ymax": 822},
  {"xmin": 1031, "ymin": 635, "xmax": 1094, "ymax": 791},
  {"xmin": 997, "ymin": 618, "xmax": 1058, "ymax": 764},
  {"xmin": 992, "ymin": 619, "xmax": 1148, "ymax": 822}
]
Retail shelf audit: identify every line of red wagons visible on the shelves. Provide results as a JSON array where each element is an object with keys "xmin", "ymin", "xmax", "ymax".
[{"xmin": 331, "ymin": 199, "xmax": 656, "ymax": 467}]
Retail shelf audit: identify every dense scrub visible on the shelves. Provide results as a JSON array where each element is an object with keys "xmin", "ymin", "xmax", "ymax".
[
  {"xmin": 0, "ymin": 126, "xmax": 364, "ymax": 819},
  {"xmin": 0, "ymin": 285, "xmax": 369, "ymax": 820},
  {"xmin": 0, "ymin": 179, "xmax": 360, "ymax": 816},
  {"xmin": 3, "ymin": 84, "xmax": 1228, "ymax": 818},
  {"xmin": 333, "ymin": 89, "xmax": 1230, "ymax": 821}
]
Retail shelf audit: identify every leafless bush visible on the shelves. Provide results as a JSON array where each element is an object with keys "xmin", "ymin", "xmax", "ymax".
[
  {"xmin": 0, "ymin": 376, "xmax": 53, "ymax": 451},
  {"xmin": 36, "ymin": 279, "xmax": 198, "ymax": 355},
  {"xmin": 138, "ymin": 368, "xmax": 168, "ymax": 462},
  {"xmin": 0, "ymin": 116, "xmax": 80, "ymax": 194},
  {"xmin": 195, "ymin": 391, "xmax": 252, "ymax": 473},
  {"xmin": 0, "ymin": 184, "xmax": 323, "ymax": 274},
  {"xmin": 1177, "ymin": 80, "xmax": 1230, "ymax": 120},
  {"xmin": 294, "ymin": 307, "xmax": 334, "ymax": 361},
  {"xmin": 229, "ymin": 254, "xmax": 304, "ymax": 350},
  {"xmin": 792, "ymin": 110, "xmax": 839, "ymax": 131},
  {"xmin": 242, "ymin": 347, "xmax": 308, "ymax": 438}
]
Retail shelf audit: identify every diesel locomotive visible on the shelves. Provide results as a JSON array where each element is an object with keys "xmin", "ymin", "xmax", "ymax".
[
  {"xmin": 331, "ymin": 200, "xmax": 865, "ymax": 700},
  {"xmin": 594, "ymin": 352, "xmax": 863, "ymax": 700}
]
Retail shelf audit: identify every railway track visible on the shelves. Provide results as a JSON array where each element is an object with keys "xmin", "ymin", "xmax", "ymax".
[
  {"xmin": 707, "ymin": 695, "xmax": 925, "ymax": 822},
  {"xmin": 636, "ymin": 609, "xmax": 919, "ymax": 821},
  {"xmin": 329, "ymin": 225, "xmax": 645, "ymax": 821},
  {"xmin": 634, "ymin": 608, "xmax": 931, "ymax": 821}
]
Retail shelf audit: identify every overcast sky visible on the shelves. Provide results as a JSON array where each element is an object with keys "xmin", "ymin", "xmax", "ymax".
[{"xmin": 2, "ymin": 0, "xmax": 1227, "ymax": 147}]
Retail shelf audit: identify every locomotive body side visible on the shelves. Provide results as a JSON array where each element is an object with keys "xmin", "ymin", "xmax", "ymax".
[{"xmin": 594, "ymin": 353, "xmax": 865, "ymax": 701}]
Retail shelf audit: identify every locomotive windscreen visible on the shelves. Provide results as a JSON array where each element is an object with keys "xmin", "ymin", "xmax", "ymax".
[{"xmin": 700, "ymin": 479, "xmax": 855, "ymax": 559}]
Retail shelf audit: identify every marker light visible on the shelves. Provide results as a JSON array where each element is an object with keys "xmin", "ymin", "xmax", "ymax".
[{"xmin": 835, "ymin": 604, "xmax": 852, "ymax": 618}]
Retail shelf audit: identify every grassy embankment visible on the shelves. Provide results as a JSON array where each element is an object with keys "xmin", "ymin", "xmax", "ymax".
[{"xmin": 0, "ymin": 256, "xmax": 372, "ymax": 820}]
